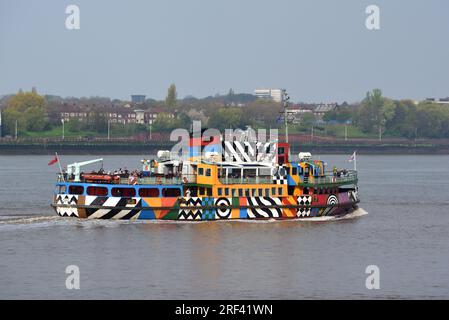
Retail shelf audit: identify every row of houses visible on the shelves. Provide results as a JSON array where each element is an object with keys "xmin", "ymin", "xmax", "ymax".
[
  {"xmin": 59, "ymin": 104, "xmax": 175, "ymax": 125},
  {"xmin": 284, "ymin": 103, "xmax": 338, "ymax": 123}
]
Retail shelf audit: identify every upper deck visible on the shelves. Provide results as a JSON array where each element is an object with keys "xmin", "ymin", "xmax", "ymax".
[
  {"xmin": 57, "ymin": 167, "xmax": 357, "ymax": 188},
  {"xmin": 299, "ymin": 170, "xmax": 358, "ymax": 187}
]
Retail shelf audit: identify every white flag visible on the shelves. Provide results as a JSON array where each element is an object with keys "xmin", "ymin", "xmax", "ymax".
[{"xmin": 349, "ymin": 151, "xmax": 356, "ymax": 162}]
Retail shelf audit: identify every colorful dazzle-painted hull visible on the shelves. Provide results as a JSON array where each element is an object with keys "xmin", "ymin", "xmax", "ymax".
[{"xmin": 52, "ymin": 191, "xmax": 359, "ymax": 220}]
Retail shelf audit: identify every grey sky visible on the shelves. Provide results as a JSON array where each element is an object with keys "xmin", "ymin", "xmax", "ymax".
[{"xmin": 1, "ymin": 0, "xmax": 448, "ymax": 103}]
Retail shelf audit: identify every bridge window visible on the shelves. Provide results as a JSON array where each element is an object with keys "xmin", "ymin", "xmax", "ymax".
[
  {"xmin": 225, "ymin": 188, "xmax": 230, "ymax": 196},
  {"xmin": 69, "ymin": 185, "xmax": 84, "ymax": 195},
  {"xmin": 198, "ymin": 168, "xmax": 204, "ymax": 175},
  {"xmin": 265, "ymin": 188, "xmax": 269, "ymax": 197},
  {"xmin": 218, "ymin": 188, "xmax": 222, "ymax": 196},
  {"xmin": 278, "ymin": 187, "xmax": 283, "ymax": 196},
  {"xmin": 162, "ymin": 188, "xmax": 181, "ymax": 197},
  {"xmin": 258, "ymin": 188, "xmax": 262, "ymax": 196},
  {"xmin": 272, "ymin": 187, "xmax": 276, "ymax": 195},
  {"xmin": 112, "ymin": 187, "xmax": 136, "ymax": 197},
  {"xmin": 245, "ymin": 189, "xmax": 250, "ymax": 197},
  {"xmin": 207, "ymin": 188, "xmax": 212, "ymax": 196},
  {"xmin": 238, "ymin": 189, "xmax": 243, "ymax": 197},
  {"xmin": 139, "ymin": 188, "xmax": 159, "ymax": 197},
  {"xmin": 199, "ymin": 187, "xmax": 205, "ymax": 195},
  {"xmin": 292, "ymin": 167, "xmax": 298, "ymax": 175},
  {"xmin": 205, "ymin": 168, "xmax": 211, "ymax": 177},
  {"xmin": 87, "ymin": 186, "xmax": 108, "ymax": 196}
]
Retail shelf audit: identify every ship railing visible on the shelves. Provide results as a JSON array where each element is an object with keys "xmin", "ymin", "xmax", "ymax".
[
  {"xmin": 56, "ymin": 174, "xmax": 196, "ymax": 185},
  {"xmin": 218, "ymin": 176, "xmax": 273, "ymax": 184},
  {"xmin": 301, "ymin": 170, "xmax": 358, "ymax": 186},
  {"xmin": 120, "ymin": 174, "xmax": 197, "ymax": 185}
]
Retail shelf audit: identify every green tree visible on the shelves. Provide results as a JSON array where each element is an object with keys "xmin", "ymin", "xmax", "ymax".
[
  {"xmin": 25, "ymin": 106, "xmax": 49, "ymax": 131},
  {"xmin": 152, "ymin": 113, "xmax": 180, "ymax": 132},
  {"xmin": 67, "ymin": 119, "xmax": 82, "ymax": 132},
  {"xmin": 6, "ymin": 91, "xmax": 45, "ymax": 112},
  {"xmin": 355, "ymin": 89, "xmax": 386, "ymax": 133},
  {"xmin": 302, "ymin": 113, "xmax": 317, "ymax": 127},
  {"xmin": 93, "ymin": 110, "xmax": 108, "ymax": 133},
  {"xmin": 165, "ymin": 84, "xmax": 177, "ymax": 108},
  {"xmin": 241, "ymin": 99, "xmax": 282, "ymax": 128},
  {"xmin": 207, "ymin": 107, "xmax": 243, "ymax": 130},
  {"xmin": 2, "ymin": 91, "xmax": 48, "ymax": 135}
]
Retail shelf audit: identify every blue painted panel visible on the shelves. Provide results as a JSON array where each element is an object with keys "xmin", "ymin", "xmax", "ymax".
[
  {"xmin": 239, "ymin": 207, "xmax": 248, "ymax": 218},
  {"xmin": 138, "ymin": 208, "xmax": 156, "ymax": 220}
]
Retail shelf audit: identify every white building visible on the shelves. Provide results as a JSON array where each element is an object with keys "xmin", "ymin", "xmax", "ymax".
[
  {"xmin": 134, "ymin": 109, "xmax": 145, "ymax": 124},
  {"xmin": 425, "ymin": 98, "xmax": 449, "ymax": 105},
  {"xmin": 254, "ymin": 88, "xmax": 283, "ymax": 103}
]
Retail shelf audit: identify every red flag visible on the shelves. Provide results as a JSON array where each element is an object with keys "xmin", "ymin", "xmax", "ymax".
[{"xmin": 48, "ymin": 156, "xmax": 58, "ymax": 166}]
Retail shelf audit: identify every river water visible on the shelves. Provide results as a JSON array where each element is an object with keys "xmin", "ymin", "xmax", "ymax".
[{"xmin": 0, "ymin": 154, "xmax": 448, "ymax": 299}]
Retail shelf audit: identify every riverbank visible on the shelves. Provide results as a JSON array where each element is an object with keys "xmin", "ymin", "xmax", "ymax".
[{"xmin": 0, "ymin": 140, "xmax": 448, "ymax": 155}]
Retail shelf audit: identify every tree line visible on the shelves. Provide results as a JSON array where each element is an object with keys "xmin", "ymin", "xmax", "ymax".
[
  {"xmin": 325, "ymin": 89, "xmax": 449, "ymax": 139},
  {"xmin": 1, "ymin": 87, "xmax": 449, "ymax": 139}
]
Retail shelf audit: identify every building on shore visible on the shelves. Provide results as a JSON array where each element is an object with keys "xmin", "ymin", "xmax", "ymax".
[
  {"xmin": 284, "ymin": 103, "xmax": 338, "ymax": 123},
  {"xmin": 312, "ymin": 103, "xmax": 338, "ymax": 118},
  {"xmin": 284, "ymin": 104, "xmax": 313, "ymax": 124},
  {"xmin": 58, "ymin": 104, "xmax": 174, "ymax": 125},
  {"xmin": 424, "ymin": 97, "xmax": 449, "ymax": 105},
  {"xmin": 254, "ymin": 88, "xmax": 283, "ymax": 103},
  {"xmin": 131, "ymin": 95, "xmax": 146, "ymax": 104}
]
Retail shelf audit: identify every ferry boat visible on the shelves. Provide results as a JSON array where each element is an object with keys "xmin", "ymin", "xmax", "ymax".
[{"xmin": 51, "ymin": 128, "xmax": 359, "ymax": 220}]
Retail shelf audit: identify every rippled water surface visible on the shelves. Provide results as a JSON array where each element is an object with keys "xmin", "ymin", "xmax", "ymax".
[{"xmin": 0, "ymin": 154, "xmax": 448, "ymax": 299}]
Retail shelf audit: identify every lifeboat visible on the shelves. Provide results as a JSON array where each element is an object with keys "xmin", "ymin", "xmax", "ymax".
[{"xmin": 82, "ymin": 174, "xmax": 113, "ymax": 182}]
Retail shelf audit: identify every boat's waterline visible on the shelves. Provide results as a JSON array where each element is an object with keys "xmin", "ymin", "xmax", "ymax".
[{"xmin": 0, "ymin": 207, "xmax": 367, "ymax": 229}]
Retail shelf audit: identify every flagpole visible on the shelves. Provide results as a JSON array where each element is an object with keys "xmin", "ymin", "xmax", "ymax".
[{"xmin": 56, "ymin": 152, "xmax": 65, "ymax": 182}]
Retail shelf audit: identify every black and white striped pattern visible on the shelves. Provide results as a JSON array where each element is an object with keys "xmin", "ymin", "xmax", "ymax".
[
  {"xmin": 223, "ymin": 141, "xmax": 277, "ymax": 163},
  {"xmin": 84, "ymin": 196, "xmax": 142, "ymax": 219},
  {"xmin": 255, "ymin": 142, "xmax": 277, "ymax": 163},
  {"xmin": 327, "ymin": 194, "xmax": 339, "ymax": 206},
  {"xmin": 247, "ymin": 197, "xmax": 282, "ymax": 219},
  {"xmin": 349, "ymin": 190, "xmax": 359, "ymax": 202},
  {"xmin": 178, "ymin": 197, "xmax": 202, "ymax": 220}
]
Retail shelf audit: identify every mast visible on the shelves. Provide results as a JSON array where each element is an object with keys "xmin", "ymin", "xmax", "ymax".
[{"xmin": 282, "ymin": 89, "xmax": 290, "ymax": 143}]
